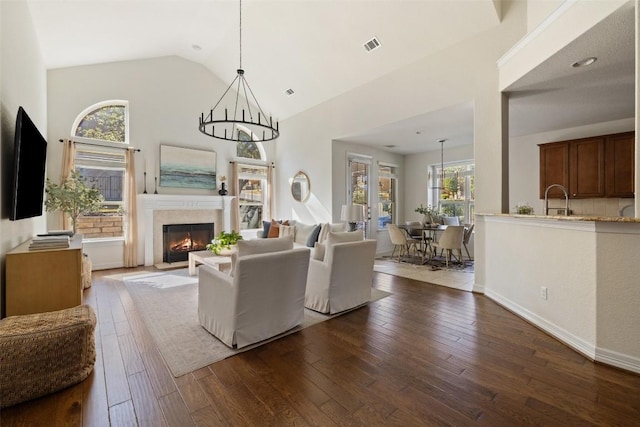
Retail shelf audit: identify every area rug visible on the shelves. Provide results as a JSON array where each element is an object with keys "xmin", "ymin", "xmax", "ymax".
[
  {"xmin": 374, "ymin": 257, "xmax": 474, "ymax": 292},
  {"xmin": 108, "ymin": 269, "xmax": 390, "ymax": 377},
  {"xmin": 377, "ymin": 254, "xmax": 474, "ymax": 273}
]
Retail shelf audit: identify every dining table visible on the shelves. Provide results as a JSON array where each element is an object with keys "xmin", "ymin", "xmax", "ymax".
[{"xmin": 399, "ymin": 223, "xmax": 448, "ymax": 264}]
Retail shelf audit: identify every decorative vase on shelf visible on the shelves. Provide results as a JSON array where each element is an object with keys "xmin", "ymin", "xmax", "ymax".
[{"xmin": 218, "ymin": 182, "xmax": 228, "ymax": 196}]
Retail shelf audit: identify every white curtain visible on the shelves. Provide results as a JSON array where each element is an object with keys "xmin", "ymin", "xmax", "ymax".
[
  {"xmin": 267, "ymin": 162, "xmax": 275, "ymax": 219},
  {"xmin": 59, "ymin": 139, "xmax": 76, "ymax": 230},
  {"xmin": 230, "ymin": 162, "xmax": 240, "ymax": 231}
]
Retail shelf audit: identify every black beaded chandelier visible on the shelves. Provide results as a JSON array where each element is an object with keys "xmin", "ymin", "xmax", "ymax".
[{"xmin": 198, "ymin": 0, "xmax": 279, "ymax": 142}]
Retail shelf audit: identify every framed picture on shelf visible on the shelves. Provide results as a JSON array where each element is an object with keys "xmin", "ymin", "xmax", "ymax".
[{"xmin": 159, "ymin": 144, "xmax": 216, "ymax": 189}]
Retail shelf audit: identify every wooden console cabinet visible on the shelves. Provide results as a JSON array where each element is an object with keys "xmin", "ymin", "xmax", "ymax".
[{"xmin": 5, "ymin": 234, "xmax": 83, "ymax": 317}]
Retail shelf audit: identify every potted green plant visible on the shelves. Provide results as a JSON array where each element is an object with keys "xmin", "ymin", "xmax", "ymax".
[
  {"xmin": 45, "ymin": 170, "xmax": 105, "ymax": 234},
  {"xmin": 415, "ymin": 204, "xmax": 439, "ymax": 224},
  {"xmin": 515, "ymin": 203, "xmax": 534, "ymax": 215},
  {"xmin": 206, "ymin": 230, "xmax": 243, "ymax": 255}
]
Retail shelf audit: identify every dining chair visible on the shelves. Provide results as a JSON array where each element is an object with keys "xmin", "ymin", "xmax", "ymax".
[
  {"xmin": 442, "ymin": 216, "xmax": 460, "ymax": 226},
  {"xmin": 430, "ymin": 225, "xmax": 464, "ymax": 267},
  {"xmin": 405, "ymin": 221, "xmax": 423, "ymax": 239},
  {"xmin": 407, "ymin": 220, "xmax": 435, "ymax": 262},
  {"xmin": 388, "ymin": 224, "xmax": 420, "ymax": 262},
  {"xmin": 463, "ymin": 223, "xmax": 474, "ymax": 260}
]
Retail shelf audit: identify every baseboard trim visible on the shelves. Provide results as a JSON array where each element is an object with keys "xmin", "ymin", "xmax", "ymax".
[
  {"xmin": 595, "ymin": 347, "xmax": 640, "ymax": 374},
  {"xmin": 91, "ymin": 261, "xmax": 124, "ymax": 271},
  {"xmin": 485, "ymin": 290, "xmax": 640, "ymax": 374}
]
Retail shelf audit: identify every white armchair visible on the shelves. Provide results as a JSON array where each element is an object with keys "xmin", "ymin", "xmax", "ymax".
[
  {"xmin": 198, "ymin": 247, "xmax": 310, "ymax": 348},
  {"xmin": 305, "ymin": 239, "xmax": 377, "ymax": 314}
]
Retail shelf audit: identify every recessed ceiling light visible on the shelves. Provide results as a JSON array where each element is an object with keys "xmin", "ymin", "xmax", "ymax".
[
  {"xmin": 192, "ymin": 44, "xmax": 202, "ymax": 51},
  {"xmin": 572, "ymin": 57, "xmax": 597, "ymax": 67},
  {"xmin": 384, "ymin": 144, "xmax": 396, "ymax": 148}
]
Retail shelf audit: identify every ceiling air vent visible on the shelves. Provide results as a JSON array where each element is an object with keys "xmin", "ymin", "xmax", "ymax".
[
  {"xmin": 363, "ymin": 37, "xmax": 381, "ymax": 52},
  {"xmin": 285, "ymin": 88, "xmax": 295, "ymax": 96}
]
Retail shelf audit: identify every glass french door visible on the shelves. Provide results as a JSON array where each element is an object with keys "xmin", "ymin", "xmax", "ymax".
[{"xmin": 348, "ymin": 155, "xmax": 371, "ymax": 236}]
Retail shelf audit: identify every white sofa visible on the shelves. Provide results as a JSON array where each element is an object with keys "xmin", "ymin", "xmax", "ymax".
[
  {"xmin": 305, "ymin": 232, "xmax": 377, "ymax": 314},
  {"xmin": 198, "ymin": 237, "xmax": 310, "ymax": 348}
]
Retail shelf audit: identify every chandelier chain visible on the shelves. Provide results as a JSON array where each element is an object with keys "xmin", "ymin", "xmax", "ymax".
[
  {"xmin": 198, "ymin": 0, "xmax": 279, "ymax": 142},
  {"xmin": 239, "ymin": 0, "xmax": 242, "ymax": 69}
]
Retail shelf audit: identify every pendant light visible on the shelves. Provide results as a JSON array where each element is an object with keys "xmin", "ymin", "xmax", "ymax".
[
  {"xmin": 198, "ymin": 0, "xmax": 279, "ymax": 142},
  {"xmin": 429, "ymin": 138, "xmax": 446, "ymax": 191}
]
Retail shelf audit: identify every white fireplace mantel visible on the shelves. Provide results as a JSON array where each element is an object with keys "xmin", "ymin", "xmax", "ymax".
[{"xmin": 137, "ymin": 194, "xmax": 235, "ymax": 266}]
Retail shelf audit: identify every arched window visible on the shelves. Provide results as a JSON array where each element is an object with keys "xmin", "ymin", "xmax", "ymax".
[
  {"xmin": 73, "ymin": 101, "xmax": 129, "ymax": 144},
  {"xmin": 235, "ymin": 129, "xmax": 271, "ymax": 229},
  {"xmin": 236, "ymin": 128, "xmax": 265, "ymax": 160},
  {"xmin": 70, "ymin": 101, "xmax": 130, "ymax": 239}
]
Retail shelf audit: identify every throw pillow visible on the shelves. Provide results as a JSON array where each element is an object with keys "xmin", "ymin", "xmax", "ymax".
[
  {"xmin": 267, "ymin": 219, "xmax": 289, "ymax": 238},
  {"xmin": 318, "ymin": 222, "xmax": 348, "ymax": 243},
  {"xmin": 306, "ymin": 224, "xmax": 322, "ymax": 247},
  {"xmin": 317, "ymin": 223, "xmax": 330, "ymax": 243},
  {"xmin": 261, "ymin": 220, "xmax": 271, "ymax": 238},
  {"xmin": 279, "ymin": 224, "xmax": 295, "ymax": 238},
  {"xmin": 313, "ymin": 230, "xmax": 363, "ymax": 262},
  {"xmin": 294, "ymin": 222, "xmax": 316, "ymax": 245},
  {"xmin": 267, "ymin": 220, "xmax": 280, "ymax": 238}
]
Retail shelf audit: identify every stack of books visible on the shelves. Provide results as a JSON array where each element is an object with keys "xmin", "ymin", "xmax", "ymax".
[{"xmin": 29, "ymin": 235, "xmax": 71, "ymax": 251}]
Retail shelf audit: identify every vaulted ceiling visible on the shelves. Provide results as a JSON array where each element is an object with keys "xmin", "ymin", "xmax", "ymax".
[{"xmin": 26, "ymin": 1, "xmax": 635, "ymax": 154}]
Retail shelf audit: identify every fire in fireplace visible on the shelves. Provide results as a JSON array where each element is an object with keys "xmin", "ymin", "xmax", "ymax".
[{"xmin": 163, "ymin": 222, "xmax": 214, "ymax": 263}]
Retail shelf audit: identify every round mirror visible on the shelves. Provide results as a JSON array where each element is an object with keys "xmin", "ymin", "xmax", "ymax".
[{"xmin": 291, "ymin": 171, "xmax": 310, "ymax": 202}]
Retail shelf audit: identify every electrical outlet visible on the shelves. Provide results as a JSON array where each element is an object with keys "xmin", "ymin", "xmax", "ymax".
[{"xmin": 540, "ymin": 286, "xmax": 548, "ymax": 300}]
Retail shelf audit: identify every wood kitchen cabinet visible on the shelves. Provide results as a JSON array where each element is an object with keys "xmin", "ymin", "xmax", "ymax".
[
  {"xmin": 539, "ymin": 131, "xmax": 634, "ymax": 199},
  {"xmin": 5, "ymin": 234, "xmax": 84, "ymax": 317},
  {"xmin": 605, "ymin": 131, "xmax": 635, "ymax": 197},
  {"xmin": 569, "ymin": 136, "xmax": 605, "ymax": 198},
  {"xmin": 539, "ymin": 142, "xmax": 569, "ymax": 198}
]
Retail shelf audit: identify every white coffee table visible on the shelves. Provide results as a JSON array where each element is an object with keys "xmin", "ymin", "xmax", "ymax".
[{"xmin": 188, "ymin": 250, "xmax": 232, "ymax": 276}]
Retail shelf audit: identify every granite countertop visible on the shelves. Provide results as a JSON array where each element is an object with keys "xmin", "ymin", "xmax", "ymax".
[{"xmin": 476, "ymin": 213, "xmax": 640, "ymax": 223}]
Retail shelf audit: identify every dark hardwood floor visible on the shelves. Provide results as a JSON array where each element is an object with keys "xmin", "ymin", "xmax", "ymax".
[{"xmin": 2, "ymin": 267, "xmax": 640, "ymax": 426}]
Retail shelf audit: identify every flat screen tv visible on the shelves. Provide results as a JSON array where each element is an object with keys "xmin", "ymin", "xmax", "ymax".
[{"xmin": 10, "ymin": 106, "xmax": 48, "ymax": 221}]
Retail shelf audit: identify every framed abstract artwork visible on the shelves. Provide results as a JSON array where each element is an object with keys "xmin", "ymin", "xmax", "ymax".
[{"xmin": 159, "ymin": 144, "xmax": 216, "ymax": 189}]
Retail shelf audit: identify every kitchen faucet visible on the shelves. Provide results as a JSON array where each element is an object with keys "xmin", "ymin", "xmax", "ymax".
[{"xmin": 544, "ymin": 184, "xmax": 569, "ymax": 216}]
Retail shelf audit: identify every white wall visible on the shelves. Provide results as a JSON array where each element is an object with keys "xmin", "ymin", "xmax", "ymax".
[
  {"xmin": 276, "ymin": 0, "xmax": 527, "ymax": 229},
  {"xmin": 482, "ymin": 215, "xmax": 640, "ymax": 373},
  {"xmin": 483, "ymin": 216, "xmax": 598, "ymax": 350},
  {"xmin": 509, "ymin": 117, "xmax": 635, "ymax": 215},
  {"xmin": 47, "ymin": 56, "xmax": 275, "ymax": 268},
  {"xmin": 596, "ymin": 223, "xmax": 640, "ymax": 367},
  {"xmin": 527, "ymin": 0, "xmax": 564, "ymax": 31},
  {"xmin": 48, "ymin": 56, "xmax": 275, "ymax": 197},
  {"xmin": 1, "ymin": 1, "xmax": 48, "ymax": 312}
]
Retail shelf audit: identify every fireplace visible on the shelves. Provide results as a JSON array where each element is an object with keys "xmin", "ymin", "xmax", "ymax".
[{"xmin": 163, "ymin": 223, "xmax": 214, "ymax": 263}]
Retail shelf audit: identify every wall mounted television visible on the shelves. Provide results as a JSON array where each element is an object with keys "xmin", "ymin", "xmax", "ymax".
[{"xmin": 10, "ymin": 106, "xmax": 48, "ymax": 221}]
